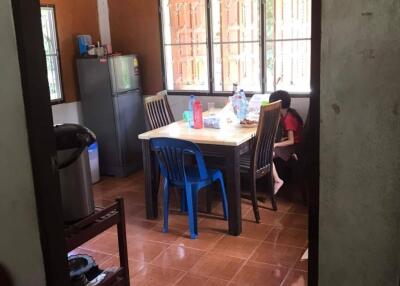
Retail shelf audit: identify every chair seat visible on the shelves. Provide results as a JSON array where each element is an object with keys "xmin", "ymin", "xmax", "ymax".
[{"xmin": 171, "ymin": 167, "xmax": 222, "ymax": 190}]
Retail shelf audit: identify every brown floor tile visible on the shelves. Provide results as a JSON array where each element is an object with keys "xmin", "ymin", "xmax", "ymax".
[
  {"xmin": 257, "ymin": 198, "xmax": 294, "ymax": 213},
  {"xmin": 294, "ymin": 258, "xmax": 308, "ymax": 272},
  {"xmin": 210, "ymin": 236, "xmax": 261, "ymax": 259},
  {"xmin": 68, "ymin": 248, "xmax": 112, "ymax": 266},
  {"xmin": 280, "ymin": 214, "xmax": 308, "ymax": 229},
  {"xmin": 143, "ymin": 223, "xmax": 188, "ymax": 244},
  {"xmin": 265, "ymin": 227, "xmax": 308, "ymax": 248},
  {"xmin": 126, "ymin": 238, "xmax": 169, "ymax": 262},
  {"xmin": 91, "ymin": 171, "xmax": 309, "ymax": 284},
  {"xmin": 189, "ymin": 253, "xmax": 245, "ymax": 281},
  {"xmin": 198, "ymin": 216, "xmax": 230, "ymax": 234},
  {"xmin": 240, "ymin": 220, "xmax": 274, "ymax": 240},
  {"xmin": 83, "ymin": 232, "xmax": 119, "ymax": 255},
  {"xmin": 250, "ymin": 242, "xmax": 304, "ymax": 268},
  {"xmin": 99, "ymin": 255, "xmax": 146, "ymax": 275},
  {"xmin": 151, "ymin": 245, "xmax": 205, "ymax": 271},
  {"xmin": 282, "ymin": 270, "xmax": 308, "ymax": 286},
  {"xmin": 174, "ymin": 229, "xmax": 224, "ymax": 251},
  {"xmin": 130, "ymin": 264, "xmax": 185, "ymax": 286},
  {"xmin": 107, "ymin": 219, "xmax": 156, "ymax": 240},
  {"xmin": 231, "ymin": 261, "xmax": 289, "ymax": 286},
  {"xmin": 288, "ymin": 204, "xmax": 308, "ymax": 215},
  {"xmin": 244, "ymin": 208, "xmax": 285, "ymax": 226},
  {"xmin": 176, "ymin": 273, "xmax": 229, "ymax": 286}
]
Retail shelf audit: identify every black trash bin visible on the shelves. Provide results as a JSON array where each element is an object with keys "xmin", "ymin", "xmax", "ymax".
[{"xmin": 55, "ymin": 124, "xmax": 96, "ymax": 222}]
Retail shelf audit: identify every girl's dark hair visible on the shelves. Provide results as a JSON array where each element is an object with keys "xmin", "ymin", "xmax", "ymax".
[{"xmin": 269, "ymin": 90, "xmax": 304, "ymax": 126}]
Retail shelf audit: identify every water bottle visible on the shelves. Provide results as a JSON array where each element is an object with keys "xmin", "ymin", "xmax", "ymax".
[
  {"xmin": 188, "ymin": 95, "xmax": 195, "ymax": 128},
  {"xmin": 239, "ymin": 89, "xmax": 248, "ymax": 121},
  {"xmin": 193, "ymin": 100, "xmax": 203, "ymax": 129}
]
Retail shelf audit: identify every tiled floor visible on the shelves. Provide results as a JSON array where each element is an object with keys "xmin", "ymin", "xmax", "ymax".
[{"xmin": 69, "ymin": 171, "xmax": 308, "ymax": 286}]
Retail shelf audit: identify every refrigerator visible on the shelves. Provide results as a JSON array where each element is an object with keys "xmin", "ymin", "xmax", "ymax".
[{"xmin": 76, "ymin": 54, "xmax": 145, "ymax": 177}]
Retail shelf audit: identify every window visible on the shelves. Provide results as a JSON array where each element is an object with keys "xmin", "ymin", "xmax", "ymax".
[
  {"xmin": 41, "ymin": 6, "xmax": 63, "ymax": 102},
  {"xmin": 160, "ymin": 0, "xmax": 311, "ymax": 94}
]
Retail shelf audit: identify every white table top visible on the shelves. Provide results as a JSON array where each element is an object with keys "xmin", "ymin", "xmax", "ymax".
[{"xmin": 138, "ymin": 117, "xmax": 257, "ymax": 147}]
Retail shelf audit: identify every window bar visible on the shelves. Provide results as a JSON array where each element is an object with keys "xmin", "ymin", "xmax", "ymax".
[
  {"xmin": 261, "ymin": 0, "xmax": 266, "ymax": 93},
  {"xmin": 273, "ymin": 0, "xmax": 277, "ymax": 91},
  {"xmin": 206, "ymin": 0, "xmax": 214, "ymax": 93}
]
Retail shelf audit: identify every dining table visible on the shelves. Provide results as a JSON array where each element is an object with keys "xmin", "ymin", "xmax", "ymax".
[{"xmin": 138, "ymin": 114, "xmax": 257, "ymax": 236}]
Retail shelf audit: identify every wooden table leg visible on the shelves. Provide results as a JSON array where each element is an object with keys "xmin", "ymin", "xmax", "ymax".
[
  {"xmin": 141, "ymin": 140, "xmax": 158, "ymax": 219},
  {"xmin": 225, "ymin": 146, "xmax": 242, "ymax": 236}
]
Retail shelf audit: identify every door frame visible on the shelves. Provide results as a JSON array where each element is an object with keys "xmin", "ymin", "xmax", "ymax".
[{"xmin": 11, "ymin": 0, "xmax": 69, "ymax": 285}]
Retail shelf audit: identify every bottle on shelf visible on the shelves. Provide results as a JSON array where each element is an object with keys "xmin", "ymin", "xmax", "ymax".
[
  {"xmin": 188, "ymin": 95, "xmax": 196, "ymax": 128},
  {"xmin": 193, "ymin": 100, "xmax": 203, "ymax": 129}
]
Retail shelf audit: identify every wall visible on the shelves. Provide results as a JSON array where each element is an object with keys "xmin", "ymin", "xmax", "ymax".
[
  {"xmin": 0, "ymin": 0, "xmax": 46, "ymax": 285},
  {"xmin": 108, "ymin": 0, "xmax": 163, "ymax": 94},
  {"xmin": 52, "ymin": 101, "xmax": 83, "ymax": 125},
  {"xmin": 319, "ymin": 0, "xmax": 400, "ymax": 285},
  {"xmin": 167, "ymin": 95, "xmax": 310, "ymax": 122},
  {"xmin": 41, "ymin": 0, "xmax": 100, "ymax": 103},
  {"xmin": 109, "ymin": 1, "xmax": 310, "ymax": 120}
]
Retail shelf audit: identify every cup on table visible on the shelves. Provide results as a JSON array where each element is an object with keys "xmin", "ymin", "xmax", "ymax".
[
  {"xmin": 208, "ymin": 102, "xmax": 216, "ymax": 115},
  {"xmin": 182, "ymin": 111, "xmax": 190, "ymax": 122}
]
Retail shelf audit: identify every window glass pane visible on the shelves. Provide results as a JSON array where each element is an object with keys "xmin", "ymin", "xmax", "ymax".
[
  {"xmin": 266, "ymin": 0, "xmax": 311, "ymax": 40},
  {"xmin": 212, "ymin": 0, "xmax": 260, "ymax": 43},
  {"xmin": 165, "ymin": 44, "xmax": 209, "ymax": 90},
  {"xmin": 162, "ymin": 0, "xmax": 207, "ymax": 44},
  {"xmin": 162, "ymin": 0, "xmax": 209, "ymax": 91},
  {"xmin": 41, "ymin": 6, "xmax": 63, "ymax": 101},
  {"xmin": 266, "ymin": 40, "xmax": 311, "ymax": 92},
  {"xmin": 41, "ymin": 7, "xmax": 58, "ymax": 55},
  {"xmin": 46, "ymin": 55, "xmax": 63, "ymax": 101},
  {"xmin": 211, "ymin": 0, "xmax": 261, "ymax": 92},
  {"xmin": 213, "ymin": 43, "xmax": 261, "ymax": 92}
]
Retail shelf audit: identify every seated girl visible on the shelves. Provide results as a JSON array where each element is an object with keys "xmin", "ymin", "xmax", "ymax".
[{"xmin": 269, "ymin": 90, "xmax": 304, "ymax": 194}]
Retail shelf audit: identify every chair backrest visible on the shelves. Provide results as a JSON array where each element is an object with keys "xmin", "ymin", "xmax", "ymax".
[
  {"xmin": 251, "ymin": 101, "xmax": 282, "ymax": 173},
  {"xmin": 150, "ymin": 138, "xmax": 208, "ymax": 185},
  {"xmin": 144, "ymin": 90, "xmax": 175, "ymax": 130}
]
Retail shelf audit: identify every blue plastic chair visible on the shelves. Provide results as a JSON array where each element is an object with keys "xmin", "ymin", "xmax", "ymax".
[{"xmin": 150, "ymin": 138, "xmax": 228, "ymax": 239}]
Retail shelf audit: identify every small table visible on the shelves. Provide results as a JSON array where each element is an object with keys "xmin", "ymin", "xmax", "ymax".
[{"xmin": 138, "ymin": 119, "xmax": 257, "ymax": 236}]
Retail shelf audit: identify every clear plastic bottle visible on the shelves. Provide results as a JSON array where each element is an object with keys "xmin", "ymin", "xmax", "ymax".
[
  {"xmin": 188, "ymin": 95, "xmax": 195, "ymax": 128},
  {"xmin": 239, "ymin": 89, "xmax": 248, "ymax": 121}
]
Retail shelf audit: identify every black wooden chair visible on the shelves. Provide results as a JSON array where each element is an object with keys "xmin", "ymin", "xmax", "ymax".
[
  {"xmin": 144, "ymin": 90, "xmax": 175, "ymax": 130},
  {"xmin": 240, "ymin": 101, "xmax": 281, "ymax": 223}
]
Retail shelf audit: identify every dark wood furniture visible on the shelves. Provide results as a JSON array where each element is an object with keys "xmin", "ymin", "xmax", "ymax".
[
  {"xmin": 139, "ymin": 117, "xmax": 258, "ymax": 236},
  {"xmin": 64, "ymin": 198, "xmax": 130, "ymax": 286},
  {"xmin": 240, "ymin": 101, "xmax": 282, "ymax": 222},
  {"xmin": 144, "ymin": 90, "xmax": 175, "ymax": 130}
]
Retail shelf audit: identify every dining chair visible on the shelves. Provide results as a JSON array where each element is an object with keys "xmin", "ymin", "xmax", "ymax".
[
  {"xmin": 150, "ymin": 138, "xmax": 228, "ymax": 239},
  {"xmin": 240, "ymin": 101, "xmax": 281, "ymax": 223},
  {"xmin": 144, "ymin": 90, "xmax": 175, "ymax": 130}
]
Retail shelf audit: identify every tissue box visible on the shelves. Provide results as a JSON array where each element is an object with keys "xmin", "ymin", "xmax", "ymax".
[{"xmin": 203, "ymin": 116, "xmax": 221, "ymax": 129}]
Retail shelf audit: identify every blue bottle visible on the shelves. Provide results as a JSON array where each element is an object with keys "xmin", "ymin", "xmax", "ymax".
[{"xmin": 188, "ymin": 95, "xmax": 195, "ymax": 128}]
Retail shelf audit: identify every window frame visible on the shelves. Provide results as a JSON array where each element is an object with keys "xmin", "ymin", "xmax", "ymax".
[
  {"xmin": 40, "ymin": 4, "xmax": 65, "ymax": 104},
  {"xmin": 158, "ymin": 0, "xmax": 312, "ymax": 97}
]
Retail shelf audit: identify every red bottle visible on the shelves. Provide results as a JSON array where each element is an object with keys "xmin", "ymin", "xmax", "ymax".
[{"xmin": 193, "ymin": 100, "xmax": 203, "ymax": 129}]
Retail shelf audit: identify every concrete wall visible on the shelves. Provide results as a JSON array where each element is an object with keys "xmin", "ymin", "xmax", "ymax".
[
  {"xmin": 0, "ymin": 0, "xmax": 46, "ymax": 285},
  {"xmin": 319, "ymin": 0, "xmax": 400, "ymax": 285}
]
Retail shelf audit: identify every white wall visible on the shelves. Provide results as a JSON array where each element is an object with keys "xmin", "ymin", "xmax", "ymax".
[
  {"xmin": 319, "ymin": 0, "xmax": 400, "ymax": 284},
  {"xmin": 167, "ymin": 95, "xmax": 310, "ymax": 122},
  {"xmin": 52, "ymin": 101, "xmax": 83, "ymax": 125},
  {"xmin": 0, "ymin": 1, "xmax": 46, "ymax": 285}
]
